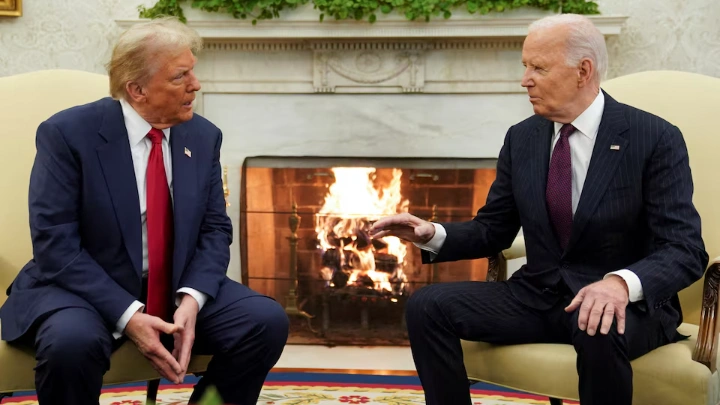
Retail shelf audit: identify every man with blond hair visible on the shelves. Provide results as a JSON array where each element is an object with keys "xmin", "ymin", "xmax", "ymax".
[
  {"xmin": 0, "ymin": 17, "xmax": 288, "ymax": 405},
  {"xmin": 371, "ymin": 14, "xmax": 707, "ymax": 404}
]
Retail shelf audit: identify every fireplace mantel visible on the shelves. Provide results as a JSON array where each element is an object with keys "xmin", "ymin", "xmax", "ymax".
[{"xmin": 116, "ymin": 5, "xmax": 627, "ymax": 40}]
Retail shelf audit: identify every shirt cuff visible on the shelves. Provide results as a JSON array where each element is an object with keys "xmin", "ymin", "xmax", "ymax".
[
  {"xmin": 113, "ymin": 300, "xmax": 145, "ymax": 339},
  {"xmin": 176, "ymin": 288, "xmax": 208, "ymax": 311},
  {"xmin": 605, "ymin": 269, "xmax": 644, "ymax": 302},
  {"xmin": 413, "ymin": 222, "xmax": 447, "ymax": 256}
]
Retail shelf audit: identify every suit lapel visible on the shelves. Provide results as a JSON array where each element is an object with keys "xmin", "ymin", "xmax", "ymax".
[
  {"xmin": 97, "ymin": 100, "xmax": 143, "ymax": 276},
  {"xmin": 566, "ymin": 92, "xmax": 629, "ymax": 252},
  {"xmin": 528, "ymin": 119, "xmax": 559, "ymax": 250},
  {"xmin": 170, "ymin": 125, "xmax": 197, "ymax": 286}
]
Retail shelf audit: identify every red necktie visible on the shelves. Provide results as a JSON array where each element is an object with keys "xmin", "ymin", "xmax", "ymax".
[
  {"xmin": 145, "ymin": 128, "xmax": 173, "ymax": 320},
  {"xmin": 546, "ymin": 124, "xmax": 575, "ymax": 250}
]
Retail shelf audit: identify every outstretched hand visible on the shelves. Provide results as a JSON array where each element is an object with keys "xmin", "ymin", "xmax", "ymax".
[
  {"xmin": 565, "ymin": 276, "xmax": 630, "ymax": 336},
  {"xmin": 369, "ymin": 213, "xmax": 436, "ymax": 244}
]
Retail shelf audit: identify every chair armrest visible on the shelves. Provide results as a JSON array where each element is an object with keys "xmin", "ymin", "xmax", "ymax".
[
  {"xmin": 692, "ymin": 257, "xmax": 720, "ymax": 372},
  {"xmin": 487, "ymin": 235, "xmax": 526, "ymax": 282}
]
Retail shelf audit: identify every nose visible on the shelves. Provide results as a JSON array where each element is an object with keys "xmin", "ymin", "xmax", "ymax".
[
  {"xmin": 521, "ymin": 67, "xmax": 533, "ymax": 88},
  {"xmin": 188, "ymin": 70, "xmax": 201, "ymax": 92}
]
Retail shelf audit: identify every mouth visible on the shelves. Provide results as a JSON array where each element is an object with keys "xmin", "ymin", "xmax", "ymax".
[{"xmin": 183, "ymin": 100, "xmax": 194, "ymax": 108}]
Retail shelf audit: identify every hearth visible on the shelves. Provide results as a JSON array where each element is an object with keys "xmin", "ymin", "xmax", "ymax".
[{"xmin": 240, "ymin": 157, "xmax": 496, "ymax": 346}]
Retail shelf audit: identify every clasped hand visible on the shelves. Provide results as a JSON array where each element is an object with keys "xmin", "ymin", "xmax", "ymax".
[
  {"xmin": 565, "ymin": 276, "xmax": 630, "ymax": 336},
  {"xmin": 125, "ymin": 295, "xmax": 199, "ymax": 383}
]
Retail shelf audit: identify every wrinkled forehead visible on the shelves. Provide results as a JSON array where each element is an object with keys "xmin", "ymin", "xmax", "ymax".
[
  {"xmin": 522, "ymin": 29, "xmax": 569, "ymax": 63},
  {"xmin": 152, "ymin": 48, "xmax": 197, "ymax": 75}
]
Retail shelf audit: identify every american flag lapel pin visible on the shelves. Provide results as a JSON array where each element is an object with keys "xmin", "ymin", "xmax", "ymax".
[
  {"xmin": 610, "ymin": 145, "xmax": 620, "ymax": 151},
  {"xmin": 184, "ymin": 147, "xmax": 192, "ymax": 158}
]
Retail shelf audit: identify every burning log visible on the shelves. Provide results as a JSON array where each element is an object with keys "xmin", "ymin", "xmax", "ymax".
[
  {"xmin": 332, "ymin": 269, "xmax": 351, "ymax": 288},
  {"xmin": 314, "ymin": 168, "xmax": 411, "ymax": 296},
  {"xmin": 319, "ymin": 248, "xmax": 352, "ymax": 288},
  {"xmin": 354, "ymin": 273, "xmax": 375, "ymax": 288},
  {"xmin": 374, "ymin": 253, "xmax": 398, "ymax": 274}
]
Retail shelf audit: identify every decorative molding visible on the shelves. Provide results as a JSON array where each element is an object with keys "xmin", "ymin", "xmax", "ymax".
[
  {"xmin": 313, "ymin": 46, "xmax": 425, "ymax": 92},
  {"xmin": 116, "ymin": 12, "xmax": 628, "ymax": 40},
  {"xmin": 203, "ymin": 42, "xmax": 308, "ymax": 51},
  {"xmin": 430, "ymin": 39, "xmax": 523, "ymax": 49},
  {"xmin": 307, "ymin": 41, "xmax": 429, "ymax": 51},
  {"xmin": 201, "ymin": 39, "xmax": 524, "ymax": 52}
]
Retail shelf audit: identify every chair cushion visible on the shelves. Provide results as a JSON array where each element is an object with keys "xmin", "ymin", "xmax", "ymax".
[
  {"xmin": 0, "ymin": 323, "xmax": 211, "ymax": 393},
  {"xmin": 461, "ymin": 323, "xmax": 719, "ymax": 405}
]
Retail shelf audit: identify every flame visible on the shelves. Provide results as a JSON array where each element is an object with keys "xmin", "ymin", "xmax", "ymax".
[{"xmin": 315, "ymin": 167, "xmax": 409, "ymax": 294}]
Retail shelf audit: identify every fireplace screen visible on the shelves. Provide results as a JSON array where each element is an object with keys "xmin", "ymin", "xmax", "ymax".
[{"xmin": 240, "ymin": 157, "xmax": 497, "ymax": 346}]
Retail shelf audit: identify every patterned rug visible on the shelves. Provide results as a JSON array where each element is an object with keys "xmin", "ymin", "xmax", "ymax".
[{"xmin": 1, "ymin": 372, "xmax": 578, "ymax": 404}]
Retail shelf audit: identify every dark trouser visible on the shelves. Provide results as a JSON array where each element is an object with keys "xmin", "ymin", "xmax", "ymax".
[
  {"xmin": 30, "ymin": 281, "xmax": 289, "ymax": 405},
  {"xmin": 405, "ymin": 281, "xmax": 672, "ymax": 405}
]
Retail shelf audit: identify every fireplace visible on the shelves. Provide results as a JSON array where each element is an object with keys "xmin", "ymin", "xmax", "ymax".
[{"xmin": 240, "ymin": 157, "xmax": 496, "ymax": 345}]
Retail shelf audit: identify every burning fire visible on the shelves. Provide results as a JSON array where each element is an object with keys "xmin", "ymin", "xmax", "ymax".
[{"xmin": 315, "ymin": 167, "xmax": 409, "ymax": 295}]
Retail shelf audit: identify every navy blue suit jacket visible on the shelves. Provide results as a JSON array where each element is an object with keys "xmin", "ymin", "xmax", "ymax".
[
  {"xmin": 424, "ymin": 92, "xmax": 708, "ymax": 341},
  {"xmin": 1, "ymin": 97, "xmax": 235, "ymax": 342}
]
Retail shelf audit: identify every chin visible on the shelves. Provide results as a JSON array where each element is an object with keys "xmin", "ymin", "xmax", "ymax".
[{"xmin": 179, "ymin": 110, "xmax": 194, "ymax": 122}]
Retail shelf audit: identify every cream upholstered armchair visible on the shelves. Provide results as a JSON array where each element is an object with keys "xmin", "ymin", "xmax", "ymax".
[
  {"xmin": 463, "ymin": 70, "xmax": 720, "ymax": 405},
  {"xmin": 0, "ymin": 70, "xmax": 211, "ymax": 403}
]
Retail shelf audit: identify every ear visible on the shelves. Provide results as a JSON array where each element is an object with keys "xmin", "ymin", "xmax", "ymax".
[
  {"xmin": 125, "ymin": 81, "xmax": 146, "ymax": 104},
  {"xmin": 577, "ymin": 58, "xmax": 594, "ymax": 88}
]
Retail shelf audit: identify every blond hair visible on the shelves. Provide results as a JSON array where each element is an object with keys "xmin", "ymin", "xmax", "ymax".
[
  {"xmin": 106, "ymin": 17, "xmax": 203, "ymax": 99},
  {"xmin": 529, "ymin": 14, "xmax": 608, "ymax": 83}
]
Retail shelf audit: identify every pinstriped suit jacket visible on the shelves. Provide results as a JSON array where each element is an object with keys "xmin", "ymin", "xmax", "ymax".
[{"xmin": 425, "ymin": 91, "xmax": 708, "ymax": 340}]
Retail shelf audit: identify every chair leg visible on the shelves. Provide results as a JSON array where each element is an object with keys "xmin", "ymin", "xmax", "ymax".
[
  {"xmin": 146, "ymin": 379, "xmax": 161, "ymax": 405},
  {"xmin": 549, "ymin": 398, "xmax": 563, "ymax": 405}
]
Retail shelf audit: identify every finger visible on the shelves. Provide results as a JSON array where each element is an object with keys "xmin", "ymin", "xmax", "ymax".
[
  {"xmin": 586, "ymin": 301, "xmax": 606, "ymax": 336},
  {"xmin": 565, "ymin": 289, "xmax": 585, "ymax": 312},
  {"xmin": 155, "ymin": 318, "xmax": 183, "ymax": 335},
  {"xmin": 370, "ymin": 230, "xmax": 391, "ymax": 239},
  {"xmin": 172, "ymin": 340, "xmax": 180, "ymax": 360},
  {"xmin": 599, "ymin": 304, "xmax": 615, "ymax": 335},
  {"xmin": 148, "ymin": 350, "xmax": 180, "ymax": 384},
  {"xmin": 576, "ymin": 296, "xmax": 594, "ymax": 332},
  {"xmin": 179, "ymin": 336, "xmax": 194, "ymax": 378},
  {"xmin": 616, "ymin": 306, "xmax": 626, "ymax": 335},
  {"xmin": 153, "ymin": 360, "xmax": 180, "ymax": 384},
  {"xmin": 369, "ymin": 216, "xmax": 400, "ymax": 233},
  {"xmin": 154, "ymin": 344, "xmax": 184, "ymax": 379}
]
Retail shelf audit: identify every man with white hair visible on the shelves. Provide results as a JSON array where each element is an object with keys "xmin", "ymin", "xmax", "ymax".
[
  {"xmin": 0, "ymin": 17, "xmax": 288, "ymax": 405},
  {"xmin": 370, "ymin": 14, "xmax": 707, "ymax": 404}
]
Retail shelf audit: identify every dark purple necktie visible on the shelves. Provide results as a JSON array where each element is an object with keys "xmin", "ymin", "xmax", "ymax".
[{"xmin": 546, "ymin": 123, "xmax": 575, "ymax": 250}]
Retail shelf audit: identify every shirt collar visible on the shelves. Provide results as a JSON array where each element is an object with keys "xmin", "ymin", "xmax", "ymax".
[
  {"xmin": 553, "ymin": 90, "xmax": 605, "ymax": 140},
  {"xmin": 119, "ymin": 98, "xmax": 171, "ymax": 146}
]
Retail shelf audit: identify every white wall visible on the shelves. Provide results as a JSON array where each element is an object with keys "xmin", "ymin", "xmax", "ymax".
[{"xmin": 1, "ymin": 0, "xmax": 718, "ymax": 78}]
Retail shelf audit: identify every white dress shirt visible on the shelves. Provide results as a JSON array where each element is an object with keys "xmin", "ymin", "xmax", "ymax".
[
  {"xmin": 114, "ymin": 99, "xmax": 208, "ymax": 339},
  {"xmin": 417, "ymin": 91, "xmax": 644, "ymax": 302}
]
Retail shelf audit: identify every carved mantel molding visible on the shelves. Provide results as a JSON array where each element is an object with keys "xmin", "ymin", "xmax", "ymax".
[
  {"xmin": 116, "ymin": 5, "xmax": 627, "ymax": 40},
  {"xmin": 116, "ymin": 7, "xmax": 627, "ymax": 95}
]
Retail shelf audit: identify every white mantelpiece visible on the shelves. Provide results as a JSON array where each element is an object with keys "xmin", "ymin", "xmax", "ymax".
[
  {"xmin": 117, "ymin": 5, "xmax": 626, "ymax": 39},
  {"xmin": 116, "ymin": 9, "xmax": 627, "ymax": 286}
]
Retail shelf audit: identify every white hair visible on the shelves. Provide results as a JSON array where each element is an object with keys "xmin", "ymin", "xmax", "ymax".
[
  {"xmin": 107, "ymin": 17, "xmax": 203, "ymax": 100},
  {"xmin": 529, "ymin": 14, "xmax": 608, "ymax": 83}
]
